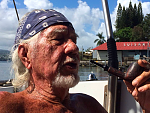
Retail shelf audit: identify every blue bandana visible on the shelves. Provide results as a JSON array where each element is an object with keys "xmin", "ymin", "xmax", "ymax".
[{"xmin": 14, "ymin": 9, "xmax": 74, "ymax": 45}]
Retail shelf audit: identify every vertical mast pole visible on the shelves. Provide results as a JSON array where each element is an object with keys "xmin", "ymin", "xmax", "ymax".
[{"xmin": 101, "ymin": 0, "xmax": 118, "ymax": 113}]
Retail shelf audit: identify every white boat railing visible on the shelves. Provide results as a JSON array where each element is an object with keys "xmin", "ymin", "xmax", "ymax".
[{"xmin": 0, "ymin": 86, "xmax": 14, "ymax": 93}]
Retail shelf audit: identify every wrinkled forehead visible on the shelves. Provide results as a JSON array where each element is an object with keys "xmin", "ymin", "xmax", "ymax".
[{"xmin": 41, "ymin": 25, "xmax": 76, "ymax": 37}]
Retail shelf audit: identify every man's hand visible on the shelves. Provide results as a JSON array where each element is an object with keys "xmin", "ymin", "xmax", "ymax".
[{"xmin": 124, "ymin": 59, "xmax": 150, "ymax": 112}]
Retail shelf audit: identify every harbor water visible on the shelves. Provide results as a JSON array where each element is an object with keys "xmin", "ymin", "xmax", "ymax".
[
  {"xmin": 0, "ymin": 61, "xmax": 12, "ymax": 80},
  {"xmin": 0, "ymin": 61, "xmax": 108, "ymax": 81}
]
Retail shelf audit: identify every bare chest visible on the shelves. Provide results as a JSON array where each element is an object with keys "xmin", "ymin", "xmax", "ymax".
[{"xmin": 24, "ymin": 101, "xmax": 74, "ymax": 113}]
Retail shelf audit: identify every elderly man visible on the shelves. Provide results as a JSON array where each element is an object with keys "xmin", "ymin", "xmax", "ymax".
[
  {"xmin": 1, "ymin": 9, "xmax": 150, "ymax": 113},
  {"xmin": 0, "ymin": 9, "xmax": 107, "ymax": 113}
]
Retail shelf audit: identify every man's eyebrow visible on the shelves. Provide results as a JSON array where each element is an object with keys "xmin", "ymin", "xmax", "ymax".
[
  {"xmin": 53, "ymin": 28, "xmax": 68, "ymax": 33},
  {"xmin": 46, "ymin": 27, "xmax": 78, "ymax": 38},
  {"xmin": 45, "ymin": 28, "xmax": 68, "ymax": 38},
  {"xmin": 52, "ymin": 28, "xmax": 78, "ymax": 39}
]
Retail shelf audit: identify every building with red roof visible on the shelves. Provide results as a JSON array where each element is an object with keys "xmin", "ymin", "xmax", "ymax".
[{"xmin": 92, "ymin": 41, "xmax": 150, "ymax": 62}]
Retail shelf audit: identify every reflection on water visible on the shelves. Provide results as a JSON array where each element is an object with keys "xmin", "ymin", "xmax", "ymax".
[{"xmin": 78, "ymin": 66, "xmax": 108, "ymax": 81}]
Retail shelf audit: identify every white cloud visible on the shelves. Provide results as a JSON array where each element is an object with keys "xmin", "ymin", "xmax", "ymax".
[
  {"xmin": 142, "ymin": 2, "xmax": 150, "ymax": 16},
  {"xmin": 97, "ymin": 22, "xmax": 106, "ymax": 38},
  {"xmin": 0, "ymin": 0, "xmax": 150, "ymax": 51},
  {"xmin": 24, "ymin": 0, "xmax": 53, "ymax": 10},
  {"xmin": 0, "ymin": 0, "xmax": 19, "ymax": 50},
  {"xmin": 0, "ymin": 0, "xmax": 103, "ymax": 50},
  {"xmin": 55, "ymin": 0, "xmax": 104, "ymax": 50},
  {"xmin": 0, "ymin": 0, "xmax": 8, "ymax": 9}
]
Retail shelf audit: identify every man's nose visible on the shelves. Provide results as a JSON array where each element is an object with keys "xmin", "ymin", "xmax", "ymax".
[{"xmin": 64, "ymin": 39, "xmax": 79, "ymax": 55}]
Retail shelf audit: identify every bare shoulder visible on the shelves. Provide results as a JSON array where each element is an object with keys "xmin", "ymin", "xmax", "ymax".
[
  {"xmin": 0, "ymin": 91, "xmax": 13, "ymax": 111},
  {"xmin": 0, "ymin": 91, "xmax": 24, "ymax": 113},
  {"xmin": 70, "ymin": 93, "xmax": 107, "ymax": 113},
  {"xmin": 0, "ymin": 91, "xmax": 13, "ymax": 100}
]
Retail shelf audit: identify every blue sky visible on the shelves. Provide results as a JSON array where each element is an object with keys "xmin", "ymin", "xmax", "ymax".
[
  {"xmin": 0, "ymin": 0, "xmax": 150, "ymax": 51},
  {"xmin": 9, "ymin": 0, "xmax": 116, "ymax": 14}
]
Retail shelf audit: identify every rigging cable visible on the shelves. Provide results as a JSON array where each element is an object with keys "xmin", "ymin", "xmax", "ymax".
[{"xmin": 13, "ymin": 0, "xmax": 19, "ymax": 21}]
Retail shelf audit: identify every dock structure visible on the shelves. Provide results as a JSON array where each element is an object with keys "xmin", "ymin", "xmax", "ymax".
[{"xmin": 80, "ymin": 60, "xmax": 137, "ymax": 67}]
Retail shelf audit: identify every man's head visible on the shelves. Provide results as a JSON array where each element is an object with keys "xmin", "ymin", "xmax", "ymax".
[{"xmin": 11, "ymin": 9, "xmax": 80, "ymax": 89}]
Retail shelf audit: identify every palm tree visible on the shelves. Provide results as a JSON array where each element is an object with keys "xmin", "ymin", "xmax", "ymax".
[{"xmin": 94, "ymin": 32, "xmax": 106, "ymax": 46}]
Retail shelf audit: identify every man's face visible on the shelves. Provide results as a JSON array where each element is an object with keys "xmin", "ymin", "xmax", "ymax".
[{"xmin": 30, "ymin": 25, "xmax": 80, "ymax": 88}]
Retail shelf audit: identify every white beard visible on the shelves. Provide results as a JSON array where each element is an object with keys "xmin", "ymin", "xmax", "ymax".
[{"xmin": 52, "ymin": 73, "xmax": 80, "ymax": 88}]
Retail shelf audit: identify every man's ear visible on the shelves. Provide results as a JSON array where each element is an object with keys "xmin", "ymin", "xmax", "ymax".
[{"xmin": 18, "ymin": 44, "xmax": 32, "ymax": 69}]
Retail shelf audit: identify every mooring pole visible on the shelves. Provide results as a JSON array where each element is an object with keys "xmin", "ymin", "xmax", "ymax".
[{"xmin": 101, "ymin": 0, "xmax": 118, "ymax": 113}]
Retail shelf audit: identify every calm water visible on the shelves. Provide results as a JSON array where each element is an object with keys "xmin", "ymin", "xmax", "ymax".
[
  {"xmin": 0, "ymin": 61, "xmax": 12, "ymax": 80},
  {"xmin": 78, "ymin": 66, "xmax": 108, "ymax": 81},
  {"xmin": 0, "ymin": 61, "xmax": 108, "ymax": 81}
]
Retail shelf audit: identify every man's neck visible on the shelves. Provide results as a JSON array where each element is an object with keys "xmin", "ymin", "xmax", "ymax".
[
  {"xmin": 29, "ymin": 80, "xmax": 70, "ymax": 104},
  {"xmin": 30, "ymin": 73, "xmax": 70, "ymax": 103}
]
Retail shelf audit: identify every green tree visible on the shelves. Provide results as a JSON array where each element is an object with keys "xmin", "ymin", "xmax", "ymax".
[
  {"xmin": 128, "ymin": 1, "xmax": 134, "ymax": 28},
  {"xmin": 132, "ymin": 26, "xmax": 145, "ymax": 41},
  {"xmin": 115, "ymin": 1, "xmax": 143, "ymax": 29},
  {"xmin": 114, "ymin": 1, "xmax": 145, "ymax": 42},
  {"xmin": 133, "ymin": 4, "xmax": 138, "ymax": 26},
  {"xmin": 120, "ymin": 6, "xmax": 127, "ymax": 29},
  {"xmin": 115, "ymin": 3, "xmax": 122, "ymax": 30},
  {"xmin": 142, "ymin": 14, "xmax": 150, "ymax": 40},
  {"xmin": 137, "ymin": 2, "xmax": 144, "ymax": 24},
  {"xmin": 113, "ymin": 27, "xmax": 132, "ymax": 42},
  {"xmin": 94, "ymin": 32, "xmax": 106, "ymax": 46}
]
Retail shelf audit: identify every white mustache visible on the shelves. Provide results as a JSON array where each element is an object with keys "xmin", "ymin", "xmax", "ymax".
[{"xmin": 62, "ymin": 57, "xmax": 79, "ymax": 65}]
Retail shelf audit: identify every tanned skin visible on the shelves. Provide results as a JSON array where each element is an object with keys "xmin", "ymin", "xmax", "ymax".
[{"xmin": 0, "ymin": 25, "xmax": 107, "ymax": 113}]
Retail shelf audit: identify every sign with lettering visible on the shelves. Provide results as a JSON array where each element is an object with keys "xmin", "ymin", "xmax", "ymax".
[{"xmin": 124, "ymin": 43, "xmax": 147, "ymax": 47}]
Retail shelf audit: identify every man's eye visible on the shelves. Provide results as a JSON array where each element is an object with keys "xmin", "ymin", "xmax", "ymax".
[{"xmin": 53, "ymin": 38, "xmax": 64, "ymax": 45}]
